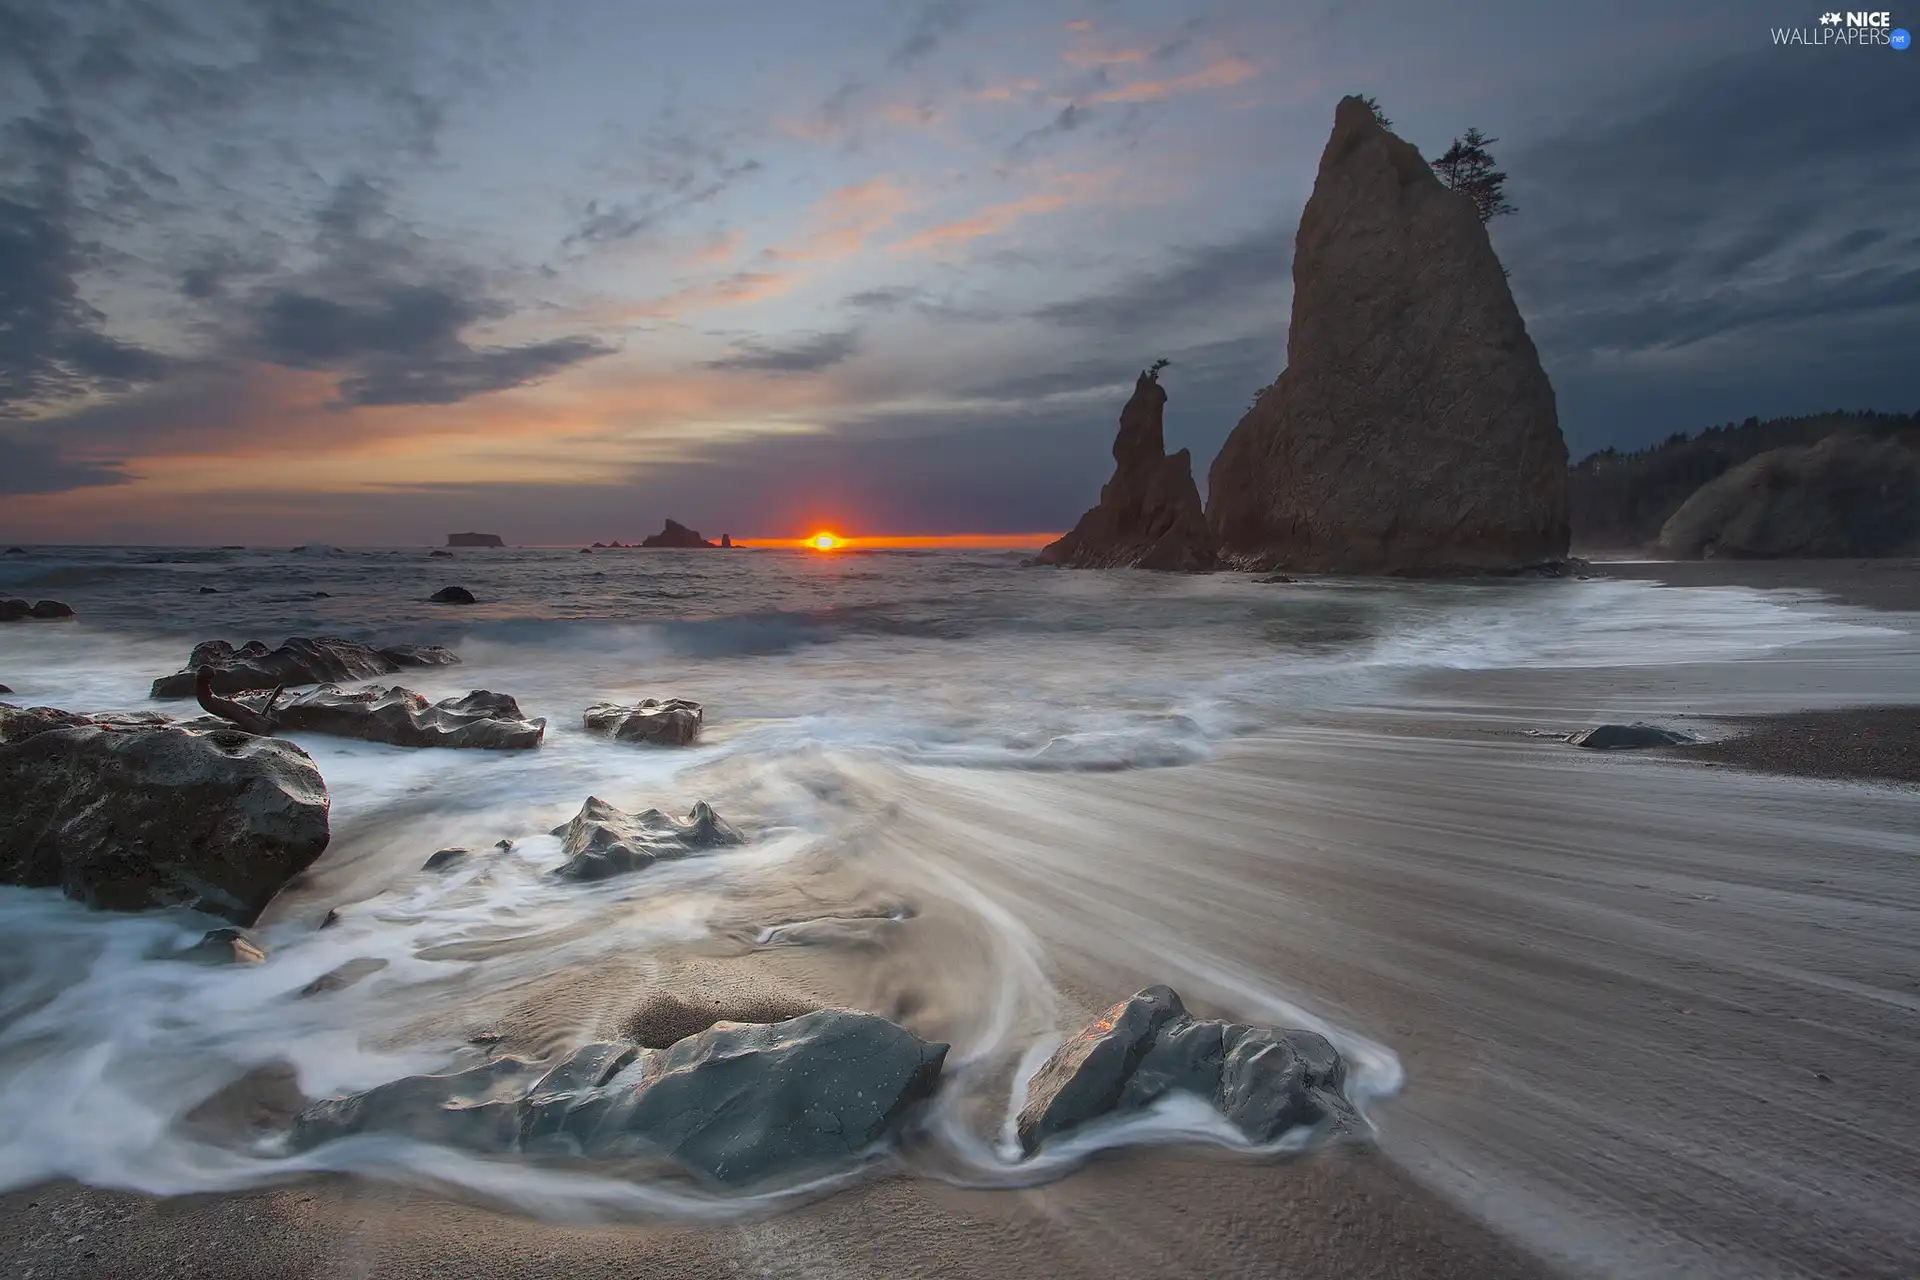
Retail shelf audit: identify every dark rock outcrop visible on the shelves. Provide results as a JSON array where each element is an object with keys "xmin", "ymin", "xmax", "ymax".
[
  {"xmin": 152, "ymin": 637, "xmax": 461, "ymax": 699},
  {"xmin": 1016, "ymin": 986, "xmax": 1353, "ymax": 1154},
  {"xmin": 1205, "ymin": 96, "xmax": 1568, "ymax": 573},
  {"xmin": 583, "ymin": 698, "xmax": 704, "ymax": 746},
  {"xmin": 551, "ymin": 797, "xmax": 742, "ymax": 881},
  {"xmin": 291, "ymin": 1009, "xmax": 949, "ymax": 1185},
  {"xmin": 446, "ymin": 532, "xmax": 505, "ymax": 548},
  {"xmin": 719, "ymin": 534, "xmax": 734, "ymax": 548},
  {"xmin": 641, "ymin": 519, "xmax": 718, "ymax": 549},
  {"xmin": 1655, "ymin": 434, "xmax": 1920, "ymax": 560},
  {"xmin": 224, "ymin": 685, "xmax": 546, "ymax": 750},
  {"xmin": 0, "ymin": 708, "xmax": 330, "ymax": 924},
  {"xmin": 429, "ymin": 585, "xmax": 476, "ymax": 605},
  {"xmin": 3, "ymin": 598, "xmax": 74, "ymax": 621},
  {"xmin": 1035, "ymin": 372, "xmax": 1216, "ymax": 572},
  {"xmin": 429, "ymin": 549, "xmax": 454, "ymax": 558},
  {"xmin": 422, "ymin": 846, "xmax": 470, "ymax": 871},
  {"xmin": 1567, "ymin": 723, "xmax": 1696, "ymax": 750}
]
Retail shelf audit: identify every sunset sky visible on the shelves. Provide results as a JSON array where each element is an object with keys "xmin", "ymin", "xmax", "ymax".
[{"xmin": 2, "ymin": 0, "xmax": 1915, "ymax": 545}]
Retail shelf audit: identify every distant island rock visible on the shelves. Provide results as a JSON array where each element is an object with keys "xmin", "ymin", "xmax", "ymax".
[
  {"xmin": 1655, "ymin": 433, "xmax": 1920, "ymax": 560},
  {"xmin": 1035, "ymin": 369, "xmax": 1215, "ymax": 571},
  {"xmin": 641, "ymin": 519, "xmax": 718, "ymax": 549},
  {"xmin": 1206, "ymin": 95, "xmax": 1568, "ymax": 573},
  {"xmin": 446, "ymin": 532, "xmax": 505, "ymax": 548}
]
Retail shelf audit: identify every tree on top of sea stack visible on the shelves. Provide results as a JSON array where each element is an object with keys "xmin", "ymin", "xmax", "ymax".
[
  {"xmin": 1432, "ymin": 127, "xmax": 1515, "ymax": 223},
  {"xmin": 1204, "ymin": 95, "xmax": 1567, "ymax": 573}
]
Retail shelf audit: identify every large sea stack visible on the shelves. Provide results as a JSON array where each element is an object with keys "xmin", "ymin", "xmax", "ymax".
[
  {"xmin": 1206, "ymin": 96, "xmax": 1568, "ymax": 573},
  {"xmin": 1034, "ymin": 370, "xmax": 1215, "ymax": 571}
]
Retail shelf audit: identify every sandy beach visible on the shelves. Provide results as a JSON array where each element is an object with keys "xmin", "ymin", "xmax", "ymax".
[{"xmin": 3, "ymin": 555, "xmax": 1917, "ymax": 1280}]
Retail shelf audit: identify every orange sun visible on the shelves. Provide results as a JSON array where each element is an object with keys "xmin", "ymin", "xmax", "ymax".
[{"xmin": 807, "ymin": 531, "xmax": 844, "ymax": 551}]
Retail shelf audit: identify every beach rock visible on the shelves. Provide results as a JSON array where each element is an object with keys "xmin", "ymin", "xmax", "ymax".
[
  {"xmin": 641, "ymin": 519, "xmax": 718, "ymax": 549},
  {"xmin": 292, "ymin": 1009, "xmax": 949, "ymax": 1186},
  {"xmin": 0, "ymin": 684, "xmax": 11, "ymax": 695},
  {"xmin": 583, "ymin": 698, "xmax": 704, "ymax": 747},
  {"xmin": 30, "ymin": 600, "xmax": 74, "ymax": 618},
  {"xmin": 299, "ymin": 956, "xmax": 389, "ymax": 997},
  {"xmin": 1205, "ymin": 96, "xmax": 1568, "ymax": 573},
  {"xmin": 0, "ymin": 714, "xmax": 330, "ymax": 924},
  {"xmin": 1016, "ymin": 986, "xmax": 1353, "ymax": 1154},
  {"xmin": 551, "ymin": 796, "xmax": 742, "ymax": 881},
  {"xmin": 446, "ymin": 532, "xmax": 505, "ymax": 548},
  {"xmin": 183, "ymin": 927, "xmax": 267, "ymax": 965},
  {"xmin": 430, "ymin": 549, "xmax": 454, "ymax": 557},
  {"xmin": 197, "ymin": 586, "xmax": 220, "ymax": 594},
  {"xmin": 422, "ymin": 846, "xmax": 470, "ymax": 871},
  {"xmin": 152, "ymin": 636, "xmax": 460, "ymax": 699},
  {"xmin": 0, "ymin": 598, "xmax": 28, "ymax": 621},
  {"xmin": 579, "ymin": 546, "xmax": 592, "ymax": 553},
  {"xmin": 1036, "ymin": 372, "xmax": 1217, "ymax": 572},
  {"xmin": 429, "ymin": 585, "xmax": 476, "ymax": 605},
  {"xmin": 1568, "ymin": 723, "xmax": 1696, "ymax": 750},
  {"xmin": 231, "ymin": 685, "xmax": 545, "ymax": 750},
  {"xmin": 1655, "ymin": 434, "xmax": 1920, "ymax": 560}
]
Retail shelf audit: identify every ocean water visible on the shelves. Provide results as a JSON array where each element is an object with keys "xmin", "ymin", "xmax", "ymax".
[{"xmin": 0, "ymin": 544, "xmax": 1905, "ymax": 1222}]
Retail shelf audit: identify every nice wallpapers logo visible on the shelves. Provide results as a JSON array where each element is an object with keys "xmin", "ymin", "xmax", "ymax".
[{"xmin": 1773, "ymin": 10, "xmax": 1911, "ymax": 45}]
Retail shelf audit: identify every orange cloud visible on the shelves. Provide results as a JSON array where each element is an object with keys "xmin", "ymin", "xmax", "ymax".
[
  {"xmin": 1086, "ymin": 55, "xmax": 1257, "ymax": 104},
  {"xmin": 891, "ymin": 191, "xmax": 1074, "ymax": 253}
]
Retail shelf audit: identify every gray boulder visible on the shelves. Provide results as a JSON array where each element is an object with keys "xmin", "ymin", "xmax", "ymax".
[
  {"xmin": 1205, "ymin": 96, "xmax": 1568, "ymax": 572},
  {"xmin": 1016, "ymin": 986, "xmax": 1353, "ymax": 1154},
  {"xmin": 550, "ymin": 796, "xmax": 742, "ymax": 881},
  {"xmin": 152, "ymin": 636, "xmax": 461, "ymax": 699},
  {"xmin": 0, "ymin": 709, "xmax": 330, "ymax": 924},
  {"xmin": 583, "ymin": 698, "xmax": 704, "ymax": 746},
  {"xmin": 1034, "ymin": 371, "xmax": 1216, "ymax": 572},
  {"xmin": 1655, "ymin": 434, "xmax": 1920, "ymax": 560},
  {"xmin": 1567, "ymin": 723, "xmax": 1695, "ymax": 750},
  {"xmin": 230, "ymin": 685, "xmax": 545, "ymax": 750},
  {"xmin": 292, "ymin": 1009, "xmax": 949, "ymax": 1186}
]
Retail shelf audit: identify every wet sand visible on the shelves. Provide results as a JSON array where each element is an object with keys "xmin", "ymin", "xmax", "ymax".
[{"xmin": 1591, "ymin": 556, "xmax": 1920, "ymax": 612}]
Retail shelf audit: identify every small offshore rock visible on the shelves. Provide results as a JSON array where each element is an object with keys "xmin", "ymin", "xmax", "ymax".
[
  {"xmin": 3, "ymin": 546, "xmax": 23, "ymax": 554},
  {"xmin": 422, "ymin": 847, "xmax": 470, "ymax": 872},
  {"xmin": 640, "ymin": 519, "xmax": 718, "ymax": 549},
  {"xmin": 198, "ymin": 586, "xmax": 220, "ymax": 594},
  {"xmin": 551, "ymin": 796, "xmax": 742, "ymax": 881},
  {"xmin": 1016, "ymin": 986, "xmax": 1355, "ymax": 1154},
  {"xmin": 0, "ymin": 598, "xmax": 29, "ymax": 621},
  {"xmin": 430, "ymin": 549, "xmax": 454, "ymax": 558},
  {"xmin": 0, "ymin": 685, "xmax": 11, "ymax": 695},
  {"xmin": 429, "ymin": 585, "xmax": 477, "ymax": 605},
  {"xmin": 583, "ymin": 698, "xmax": 704, "ymax": 747},
  {"xmin": 29, "ymin": 600, "xmax": 75, "ymax": 619},
  {"xmin": 1568, "ymin": 723, "xmax": 1696, "ymax": 750}
]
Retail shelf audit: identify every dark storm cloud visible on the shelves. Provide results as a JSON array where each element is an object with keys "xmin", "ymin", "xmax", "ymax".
[
  {"xmin": 1493, "ymin": 51, "xmax": 1920, "ymax": 448},
  {"xmin": 232, "ymin": 175, "xmax": 611, "ymax": 406},
  {"xmin": 0, "ymin": 428, "xmax": 129, "ymax": 495},
  {"xmin": 891, "ymin": 1, "xmax": 972, "ymax": 67},
  {"xmin": 0, "ymin": 110, "xmax": 170, "ymax": 415},
  {"xmin": 702, "ymin": 329, "xmax": 862, "ymax": 374}
]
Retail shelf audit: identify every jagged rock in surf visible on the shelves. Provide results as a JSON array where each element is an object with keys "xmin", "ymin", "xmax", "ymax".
[
  {"xmin": 550, "ymin": 796, "xmax": 742, "ymax": 881},
  {"xmin": 1206, "ymin": 96, "xmax": 1568, "ymax": 573},
  {"xmin": 583, "ymin": 698, "xmax": 704, "ymax": 746},
  {"xmin": 222, "ymin": 685, "xmax": 545, "ymax": 750},
  {"xmin": 1567, "ymin": 723, "xmax": 1696, "ymax": 750},
  {"xmin": 0, "ymin": 709, "xmax": 330, "ymax": 925},
  {"xmin": 422, "ymin": 846, "xmax": 470, "ymax": 871},
  {"xmin": 291, "ymin": 1009, "xmax": 949, "ymax": 1186},
  {"xmin": 641, "ymin": 519, "xmax": 719, "ymax": 548},
  {"xmin": 1035, "ymin": 372, "xmax": 1216, "ymax": 572},
  {"xmin": 1655, "ymin": 434, "xmax": 1920, "ymax": 560},
  {"xmin": 445, "ymin": 532, "xmax": 505, "ymax": 548},
  {"xmin": 151, "ymin": 636, "xmax": 461, "ymax": 699},
  {"xmin": 182, "ymin": 927, "xmax": 267, "ymax": 965},
  {"xmin": 1016, "ymin": 986, "xmax": 1354, "ymax": 1155}
]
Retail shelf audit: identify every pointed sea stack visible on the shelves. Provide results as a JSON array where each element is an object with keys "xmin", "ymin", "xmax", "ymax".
[
  {"xmin": 1206, "ymin": 96, "xmax": 1568, "ymax": 573},
  {"xmin": 1035, "ymin": 371, "xmax": 1216, "ymax": 571}
]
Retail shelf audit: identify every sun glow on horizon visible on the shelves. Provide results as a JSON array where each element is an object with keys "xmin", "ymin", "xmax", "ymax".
[{"xmin": 808, "ymin": 531, "xmax": 843, "ymax": 551}]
